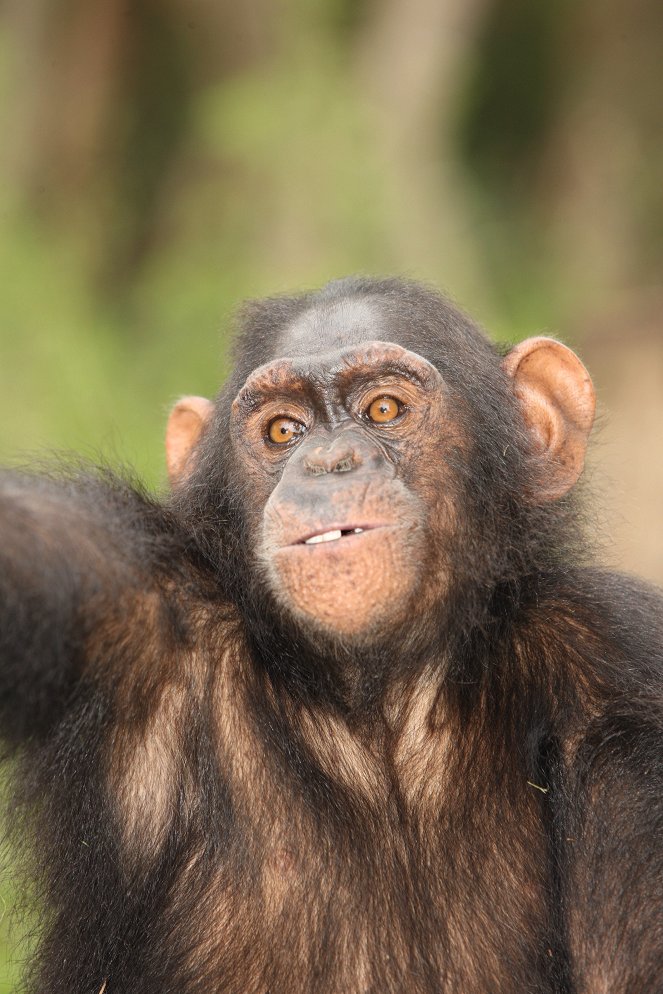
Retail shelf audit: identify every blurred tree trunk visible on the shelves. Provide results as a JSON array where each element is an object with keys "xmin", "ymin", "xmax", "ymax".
[
  {"xmin": 354, "ymin": 0, "xmax": 490, "ymax": 298},
  {"xmin": 0, "ymin": 0, "xmax": 273, "ymax": 283},
  {"xmin": 3, "ymin": 0, "xmax": 126, "ymax": 210},
  {"xmin": 537, "ymin": 0, "xmax": 663, "ymax": 305}
]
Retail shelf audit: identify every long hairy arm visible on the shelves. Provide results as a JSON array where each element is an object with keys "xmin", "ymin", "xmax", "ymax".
[{"xmin": 0, "ymin": 466, "xmax": 185, "ymax": 746}]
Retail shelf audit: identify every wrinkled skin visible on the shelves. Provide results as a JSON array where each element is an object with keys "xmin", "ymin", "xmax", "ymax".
[{"xmin": 231, "ymin": 340, "xmax": 452, "ymax": 639}]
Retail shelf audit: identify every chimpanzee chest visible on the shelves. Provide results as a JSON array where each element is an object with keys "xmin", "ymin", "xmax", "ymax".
[{"xmin": 168, "ymin": 783, "xmax": 555, "ymax": 994}]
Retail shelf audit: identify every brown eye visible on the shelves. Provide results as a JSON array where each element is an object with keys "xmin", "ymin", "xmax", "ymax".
[
  {"xmin": 268, "ymin": 417, "xmax": 306, "ymax": 445},
  {"xmin": 367, "ymin": 396, "xmax": 401, "ymax": 424}
]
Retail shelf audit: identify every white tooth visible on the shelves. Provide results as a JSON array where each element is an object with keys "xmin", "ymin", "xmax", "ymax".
[
  {"xmin": 305, "ymin": 529, "xmax": 342, "ymax": 545},
  {"xmin": 353, "ymin": 528, "xmax": 364, "ymax": 534}
]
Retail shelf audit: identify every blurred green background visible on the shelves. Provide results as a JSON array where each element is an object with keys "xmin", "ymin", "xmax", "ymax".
[{"xmin": 0, "ymin": 0, "xmax": 662, "ymax": 986}]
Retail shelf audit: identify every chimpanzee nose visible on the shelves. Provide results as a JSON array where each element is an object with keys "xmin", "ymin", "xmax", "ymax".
[{"xmin": 303, "ymin": 442, "xmax": 361, "ymax": 476}]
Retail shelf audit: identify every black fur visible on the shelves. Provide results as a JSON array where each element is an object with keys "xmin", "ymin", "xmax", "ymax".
[{"xmin": 1, "ymin": 277, "xmax": 661, "ymax": 993}]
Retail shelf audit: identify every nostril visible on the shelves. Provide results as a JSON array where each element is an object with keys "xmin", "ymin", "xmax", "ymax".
[
  {"xmin": 333, "ymin": 456, "xmax": 354, "ymax": 473},
  {"xmin": 304, "ymin": 462, "xmax": 327, "ymax": 476}
]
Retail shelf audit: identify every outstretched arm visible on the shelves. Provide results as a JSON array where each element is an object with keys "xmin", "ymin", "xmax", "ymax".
[{"xmin": 0, "ymin": 467, "xmax": 183, "ymax": 746}]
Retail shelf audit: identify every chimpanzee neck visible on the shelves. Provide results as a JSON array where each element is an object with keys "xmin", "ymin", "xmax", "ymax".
[{"xmin": 241, "ymin": 611, "xmax": 440, "ymax": 716}]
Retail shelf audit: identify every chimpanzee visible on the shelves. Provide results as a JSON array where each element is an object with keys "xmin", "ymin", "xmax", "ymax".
[{"xmin": 0, "ymin": 276, "xmax": 661, "ymax": 994}]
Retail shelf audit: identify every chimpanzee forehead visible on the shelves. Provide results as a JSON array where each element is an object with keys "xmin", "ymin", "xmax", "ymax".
[{"xmin": 275, "ymin": 296, "xmax": 397, "ymax": 358}]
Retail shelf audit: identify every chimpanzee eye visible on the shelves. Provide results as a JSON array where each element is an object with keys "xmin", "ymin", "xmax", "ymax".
[
  {"xmin": 267, "ymin": 417, "xmax": 306, "ymax": 445},
  {"xmin": 367, "ymin": 396, "xmax": 402, "ymax": 424}
]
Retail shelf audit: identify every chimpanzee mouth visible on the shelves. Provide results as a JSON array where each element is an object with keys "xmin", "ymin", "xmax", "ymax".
[
  {"xmin": 287, "ymin": 524, "xmax": 392, "ymax": 547},
  {"xmin": 303, "ymin": 527, "xmax": 366, "ymax": 545},
  {"xmin": 276, "ymin": 522, "xmax": 400, "ymax": 552}
]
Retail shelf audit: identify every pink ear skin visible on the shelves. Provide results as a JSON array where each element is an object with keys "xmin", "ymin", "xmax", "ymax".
[
  {"xmin": 165, "ymin": 396, "xmax": 214, "ymax": 484},
  {"xmin": 503, "ymin": 337, "xmax": 596, "ymax": 501}
]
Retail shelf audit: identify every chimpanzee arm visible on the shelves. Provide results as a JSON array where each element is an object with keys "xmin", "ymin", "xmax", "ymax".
[
  {"xmin": 566, "ymin": 721, "xmax": 663, "ymax": 992},
  {"xmin": 0, "ymin": 467, "xmax": 183, "ymax": 746},
  {"xmin": 566, "ymin": 581, "xmax": 663, "ymax": 992}
]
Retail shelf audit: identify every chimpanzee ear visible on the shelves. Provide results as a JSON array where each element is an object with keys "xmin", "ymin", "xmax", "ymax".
[
  {"xmin": 502, "ymin": 337, "xmax": 595, "ymax": 500},
  {"xmin": 166, "ymin": 396, "xmax": 214, "ymax": 484}
]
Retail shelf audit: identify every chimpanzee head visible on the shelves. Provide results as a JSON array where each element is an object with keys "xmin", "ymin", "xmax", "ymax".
[{"xmin": 167, "ymin": 278, "xmax": 595, "ymax": 658}]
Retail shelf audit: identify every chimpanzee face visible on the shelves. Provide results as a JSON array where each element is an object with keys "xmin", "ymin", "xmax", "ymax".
[{"xmin": 229, "ymin": 336, "xmax": 457, "ymax": 641}]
